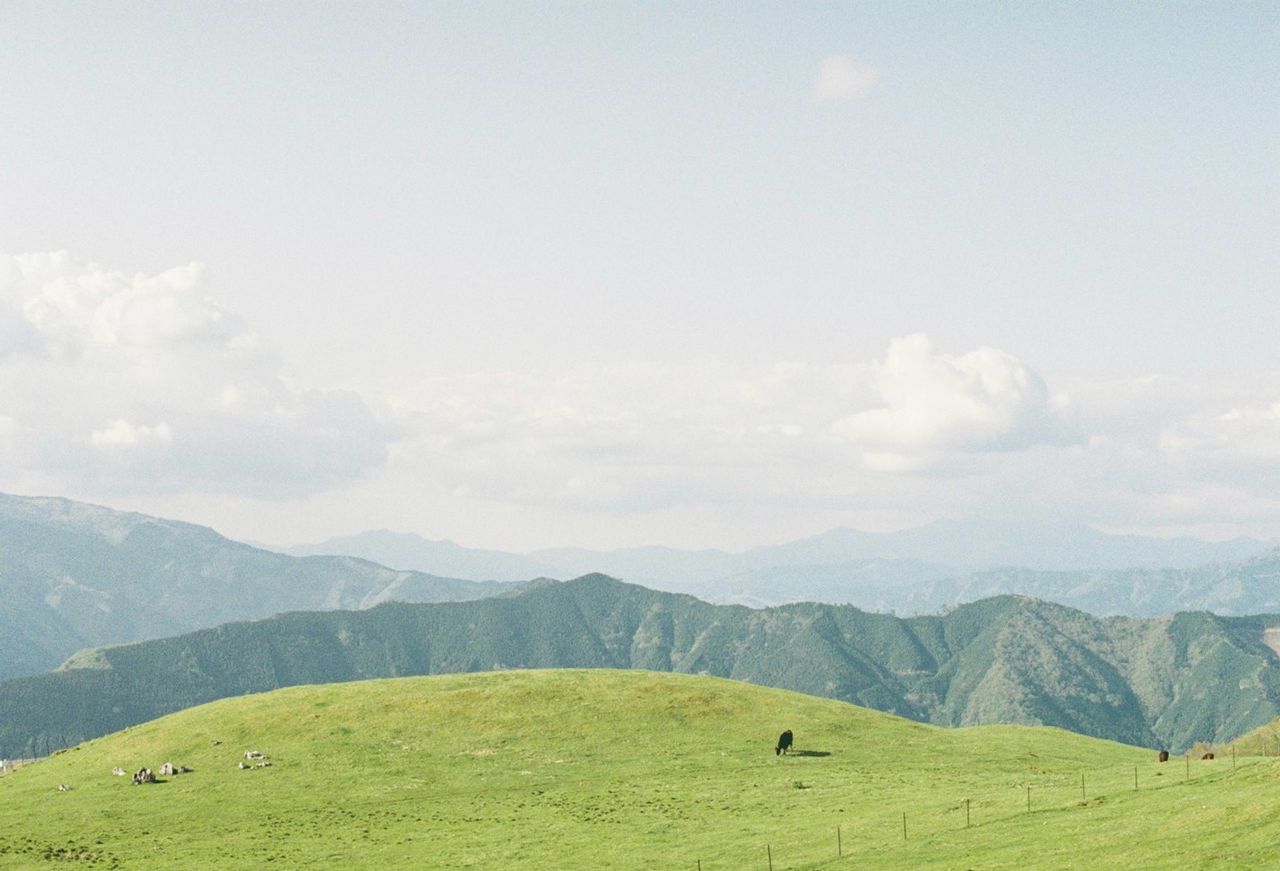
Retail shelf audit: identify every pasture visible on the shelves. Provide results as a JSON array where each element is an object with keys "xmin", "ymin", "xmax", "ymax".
[{"xmin": 0, "ymin": 669, "xmax": 1276, "ymax": 868}]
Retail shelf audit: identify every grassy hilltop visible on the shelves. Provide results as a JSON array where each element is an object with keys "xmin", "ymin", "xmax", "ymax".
[{"xmin": 2, "ymin": 670, "xmax": 1276, "ymax": 869}]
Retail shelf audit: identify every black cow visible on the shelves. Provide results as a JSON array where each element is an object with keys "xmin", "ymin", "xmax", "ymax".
[
  {"xmin": 1158, "ymin": 750, "xmax": 1169, "ymax": 763},
  {"xmin": 775, "ymin": 729, "xmax": 794, "ymax": 756}
]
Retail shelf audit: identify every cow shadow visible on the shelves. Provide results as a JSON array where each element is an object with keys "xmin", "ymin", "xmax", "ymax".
[{"xmin": 789, "ymin": 750, "xmax": 831, "ymax": 757}]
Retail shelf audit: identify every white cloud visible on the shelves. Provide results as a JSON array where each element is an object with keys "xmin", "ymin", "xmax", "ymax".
[
  {"xmin": 89, "ymin": 419, "xmax": 173, "ymax": 449},
  {"xmin": 10, "ymin": 253, "xmax": 1278, "ymax": 546},
  {"xmin": 814, "ymin": 55, "xmax": 881, "ymax": 103},
  {"xmin": 1161, "ymin": 401, "xmax": 1280, "ymax": 462},
  {"xmin": 0, "ymin": 252, "xmax": 395, "ymax": 498},
  {"xmin": 832, "ymin": 334, "xmax": 1076, "ymax": 467},
  {"xmin": 375, "ymin": 335, "xmax": 1074, "ymax": 517}
]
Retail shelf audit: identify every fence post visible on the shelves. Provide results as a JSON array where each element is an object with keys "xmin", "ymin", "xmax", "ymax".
[
  {"xmin": 837, "ymin": 825, "xmax": 842, "ymax": 857},
  {"xmin": 1134, "ymin": 766, "xmax": 1138, "ymax": 791},
  {"xmin": 965, "ymin": 798, "xmax": 970, "ymax": 828},
  {"xmin": 1026, "ymin": 785, "xmax": 1031, "ymax": 813},
  {"xmin": 766, "ymin": 844, "xmax": 772, "ymax": 871},
  {"xmin": 902, "ymin": 811, "xmax": 907, "ymax": 841}
]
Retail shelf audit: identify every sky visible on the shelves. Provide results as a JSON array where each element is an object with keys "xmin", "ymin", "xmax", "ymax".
[{"xmin": 1, "ymin": 2, "xmax": 1277, "ymax": 551}]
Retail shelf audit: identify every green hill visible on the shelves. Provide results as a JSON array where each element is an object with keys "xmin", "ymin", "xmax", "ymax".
[
  {"xmin": 5, "ymin": 575, "xmax": 1280, "ymax": 758},
  {"xmin": 0, "ymin": 492, "xmax": 519, "ymax": 680},
  {"xmin": 1224, "ymin": 709, "xmax": 1280, "ymax": 758},
  {"xmin": 0, "ymin": 670, "xmax": 1274, "ymax": 869}
]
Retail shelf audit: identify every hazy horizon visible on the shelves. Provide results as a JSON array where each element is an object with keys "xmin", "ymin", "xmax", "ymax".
[
  {"xmin": 2, "ymin": 4, "xmax": 1277, "ymax": 552},
  {"xmin": 8, "ymin": 487, "xmax": 1273, "ymax": 556}
]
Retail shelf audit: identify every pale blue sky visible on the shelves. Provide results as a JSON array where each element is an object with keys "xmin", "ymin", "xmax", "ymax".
[{"xmin": 1, "ymin": 3, "xmax": 1277, "ymax": 548}]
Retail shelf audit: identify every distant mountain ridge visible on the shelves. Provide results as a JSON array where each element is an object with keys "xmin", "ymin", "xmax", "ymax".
[
  {"xmin": 5, "ymin": 574, "xmax": 1280, "ymax": 758},
  {"xmin": 0, "ymin": 493, "xmax": 520, "ymax": 680},
  {"xmin": 282, "ymin": 522, "xmax": 1274, "ymax": 614},
  {"xmin": 6, "ymin": 489, "xmax": 1277, "ymax": 690},
  {"xmin": 286, "ymin": 520, "xmax": 1269, "ymax": 580},
  {"xmin": 868, "ymin": 552, "xmax": 1280, "ymax": 617}
]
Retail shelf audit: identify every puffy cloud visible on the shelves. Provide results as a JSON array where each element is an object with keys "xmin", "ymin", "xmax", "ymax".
[
  {"xmin": 814, "ymin": 55, "xmax": 881, "ymax": 102},
  {"xmin": 1161, "ymin": 401, "xmax": 1280, "ymax": 465},
  {"xmin": 3, "ymin": 253, "xmax": 246, "ymax": 358},
  {"xmin": 1013, "ymin": 375, "xmax": 1280, "ymax": 537},
  {"xmin": 1153, "ymin": 399, "xmax": 1280, "ymax": 504},
  {"xmin": 13, "ymin": 253, "xmax": 1275, "ymax": 545},
  {"xmin": 832, "ymin": 334, "xmax": 1076, "ymax": 468},
  {"xmin": 89, "ymin": 419, "xmax": 174, "ymax": 450},
  {"xmin": 382, "ymin": 335, "xmax": 1074, "ymax": 515},
  {"xmin": 0, "ymin": 252, "xmax": 394, "ymax": 498}
]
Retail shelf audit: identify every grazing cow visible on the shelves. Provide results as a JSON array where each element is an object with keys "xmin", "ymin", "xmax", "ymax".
[
  {"xmin": 244, "ymin": 751, "xmax": 264, "ymax": 760},
  {"xmin": 1158, "ymin": 750, "xmax": 1169, "ymax": 763},
  {"xmin": 112, "ymin": 767, "xmax": 126, "ymax": 777},
  {"xmin": 132, "ymin": 768, "xmax": 156, "ymax": 785},
  {"xmin": 57, "ymin": 784, "xmax": 70, "ymax": 792},
  {"xmin": 775, "ymin": 729, "xmax": 794, "ymax": 756},
  {"xmin": 1202, "ymin": 752, "xmax": 1215, "ymax": 760}
]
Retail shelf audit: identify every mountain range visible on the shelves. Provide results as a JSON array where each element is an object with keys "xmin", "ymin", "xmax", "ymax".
[
  {"xmin": 282, "ymin": 523, "xmax": 1277, "ymax": 615},
  {"xmin": 284, "ymin": 521, "xmax": 1270, "ymax": 584},
  {"xmin": 6, "ymin": 490, "xmax": 1280, "ymax": 691},
  {"xmin": 0, "ymin": 493, "xmax": 518, "ymax": 681},
  {"xmin": 5, "ymin": 573, "xmax": 1280, "ymax": 759}
]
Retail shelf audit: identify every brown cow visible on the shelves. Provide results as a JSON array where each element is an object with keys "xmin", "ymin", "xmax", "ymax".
[
  {"xmin": 1202, "ymin": 752, "xmax": 1215, "ymax": 760},
  {"xmin": 1158, "ymin": 750, "xmax": 1169, "ymax": 762}
]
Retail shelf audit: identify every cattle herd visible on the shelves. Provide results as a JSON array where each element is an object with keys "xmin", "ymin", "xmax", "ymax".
[
  {"xmin": 238, "ymin": 750, "xmax": 273, "ymax": 770},
  {"xmin": 1157, "ymin": 749, "xmax": 1216, "ymax": 762},
  {"xmin": 45, "ymin": 732, "xmax": 1226, "ymax": 796},
  {"xmin": 71, "ymin": 752, "xmax": 266, "ymax": 791},
  {"xmin": 772, "ymin": 732, "xmax": 1217, "ymax": 767}
]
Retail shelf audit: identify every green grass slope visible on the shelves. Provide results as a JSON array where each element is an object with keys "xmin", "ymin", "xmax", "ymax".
[
  {"xmin": 2, "ymin": 670, "xmax": 1274, "ymax": 870},
  {"xmin": 1229, "ymin": 712, "xmax": 1280, "ymax": 758}
]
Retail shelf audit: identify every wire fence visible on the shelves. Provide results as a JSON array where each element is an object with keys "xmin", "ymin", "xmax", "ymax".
[
  {"xmin": 8, "ymin": 738, "xmax": 1267, "ymax": 868},
  {"xmin": 679, "ymin": 747, "xmax": 1268, "ymax": 870}
]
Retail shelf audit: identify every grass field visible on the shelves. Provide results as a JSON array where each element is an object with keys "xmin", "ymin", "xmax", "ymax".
[{"xmin": 1, "ymin": 669, "xmax": 1276, "ymax": 869}]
